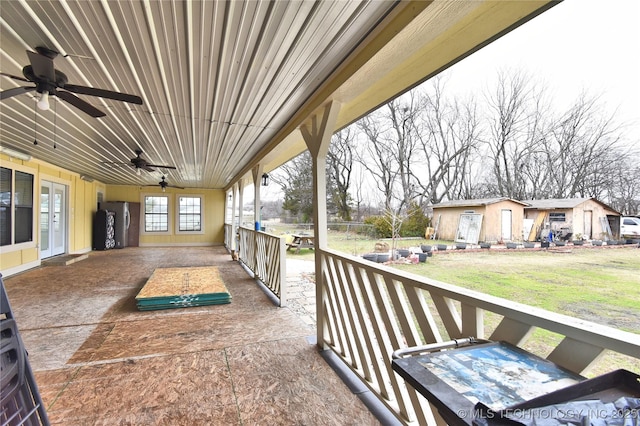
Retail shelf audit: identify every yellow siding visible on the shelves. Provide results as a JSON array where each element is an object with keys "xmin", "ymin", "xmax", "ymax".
[
  {"xmin": 0, "ymin": 250, "xmax": 22, "ymax": 270},
  {"xmin": 106, "ymin": 185, "xmax": 225, "ymax": 245},
  {"xmin": 1, "ymin": 155, "xmax": 105, "ymax": 274},
  {"xmin": 1, "ymin": 153, "xmax": 226, "ymax": 275},
  {"xmin": 21, "ymin": 247, "xmax": 39, "ymax": 263}
]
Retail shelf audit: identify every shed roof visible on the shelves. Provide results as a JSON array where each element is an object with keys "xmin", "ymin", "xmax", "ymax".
[
  {"xmin": 523, "ymin": 198, "xmax": 620, "ymax": 214},
  {"xmin": 432, "ymin": 198, "xmax": 528, "ymax": 209}
]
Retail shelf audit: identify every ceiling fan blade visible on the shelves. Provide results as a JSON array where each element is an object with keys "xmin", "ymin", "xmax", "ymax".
[
  {"xmin": 146, "ymin": 164, "xmax": 177, "ymax": 170},
  {"xmin": 0, "ymin": 72, "xmax": 31, "ymax": 83},
  {"xmin": 0, "ymin": 86, "xmax": 36, "ymax": 100},
  {"xmin": 63, "ymin": 84, "xmax": 143, "ymax": 105},
  {"xmin": 56, "ymin": 90, "xmax": 106, "ymax": 117},
  {"xmin": 143, "ymin": 166, "xmax": 156, "ymax": 172},
  {"xmin": 27, "ymin": 50, "xmax": 55, "ymax": 81},
  {"xmin": 100, "ymin": 161, "xmax": 131, "ymax": 167}
]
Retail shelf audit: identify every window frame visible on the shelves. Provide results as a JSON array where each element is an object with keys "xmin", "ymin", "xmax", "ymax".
[
  {"xmin": 141, "ymin": 194, "xmax": 171, "ymax": 235},
  {"xmin": 549, "ymin": 212, "xmax": 566, "ymax": 222},
  {"xmin": 175, "ymin": 194, "xmax": 204, "ymax": 235},
  {"xmin": 0, "ymin": 163, "xmax": 37, "ymax": 253}
]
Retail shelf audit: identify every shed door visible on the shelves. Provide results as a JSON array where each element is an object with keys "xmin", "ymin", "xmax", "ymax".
[
  {"xmin": 501, "ymin": 209, "xmax": 512, "ymax": 241},
  {"xmin": 583, "ymin": 211, "xmax": 592, "ymax": 239}
]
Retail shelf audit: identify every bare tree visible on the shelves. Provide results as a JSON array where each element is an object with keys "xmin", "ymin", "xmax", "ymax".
[
  {"xmin": 385, "ymin": 95, "xmax": 421, "ymax": 209},
  {"xmin": 327, "ymin": 128, "xmax": 355, "ymax": 221},
  {"xmin": 356, "ymin": 113, "xmax": 399, "ymax": 210},
  {"xmin": 412, "ymin": 78, "xmax": 481, "ymax": 204},
  {"xmin": 607, "ymin": 161, "xmax": 640, "ymax": 215},
  {"xmin": 542, "ymin": 93, "xmax": 627, "ymax": 198},
  {"xmin": 482, "ymin": 70, "xmax": 550, "ymax": 200}
]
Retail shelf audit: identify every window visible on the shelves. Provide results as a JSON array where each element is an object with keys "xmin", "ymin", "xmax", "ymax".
[
  {"xmin": 0, "ymin": 167, "xmax": 11, "ymax": 246},
  {"xmin": 623, "ymin": 217, "xmax": 640, "ymax": 226},
  {"xmin": 144, "ymin": 196, "xmax": 169, "ymax": 232},
  {"xmin": 177, "ymin": 196, "xmax": 203, "ymax": 233},
  {"xmin": 549, "ymin": 212, "xmax": 566, "ymax": 222},
  {"xmin": 14, "ymin": 171, "xmax": 33, "ymax": 243},
  {"xmin": 0, "ymin": 167, "xmax": 34, "ymax": 246}
]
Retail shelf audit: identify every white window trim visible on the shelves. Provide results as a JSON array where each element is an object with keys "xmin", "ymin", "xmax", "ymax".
[
  {"xmin": 140, "ymin": 193, "xmax": 172, "ymax": 235},
  {"xmin": 0, "ymin": 162, "xmax": 37, "ymax": 254},
  {"xmin": 175, "ymin": 194, "xmax": 204, "ymax": 235}
]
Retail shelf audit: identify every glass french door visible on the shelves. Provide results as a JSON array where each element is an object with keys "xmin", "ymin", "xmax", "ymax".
[{"xmin": 40, "ymin": 181, "xmax": 66, "ymax": 258}]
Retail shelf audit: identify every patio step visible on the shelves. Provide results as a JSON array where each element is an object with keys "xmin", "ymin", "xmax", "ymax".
[{"xmin": 42, "ymin": 254, "xmax": 88, "ymax": 266}]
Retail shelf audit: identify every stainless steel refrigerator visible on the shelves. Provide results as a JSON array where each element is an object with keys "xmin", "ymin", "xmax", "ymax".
[{"xmin": 101, "ymin": 201, "xmax": 130, "ymax": 249}]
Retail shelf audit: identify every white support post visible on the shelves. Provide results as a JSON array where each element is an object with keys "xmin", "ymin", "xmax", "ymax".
[
  {"xmin": 300, "ymin": 100, "xmax": 341, "ymax": 350},
  {"xmin": 230, "ymin": 185, "xmax": 238, "ymax": 255},
  {"xmin": 237, "ymin": 180, "xmax": 245, "ymax": 259},
  {"xmin": 237, "ymin": 179, "xmax": 245, "ymax": 229},
  {"xmin": 252, "ymin": 165, "xmax": 264, "ymax": 231}
]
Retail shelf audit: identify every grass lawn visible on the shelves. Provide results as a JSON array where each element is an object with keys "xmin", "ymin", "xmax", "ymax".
[
  {"xmin": 279, "ymin": 228, "xmax": 640, "ymax": 375},
  {"xmin": 392, "ymin": 247, "xmax": 640, "ymax": 333}
]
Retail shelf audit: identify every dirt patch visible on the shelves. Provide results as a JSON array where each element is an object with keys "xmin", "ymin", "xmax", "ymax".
[{"xmin": 562, "ymin": 301, "xmax": 640, "ymax": 332}]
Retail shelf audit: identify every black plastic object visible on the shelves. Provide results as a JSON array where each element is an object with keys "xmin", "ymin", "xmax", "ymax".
[
  {"xmin": 92, "ymin": 209, "xmax": 116, "ymax": 250},
  {"xmin": 1, "ymin": 274, "xmax": 50, "ymax": 425}
]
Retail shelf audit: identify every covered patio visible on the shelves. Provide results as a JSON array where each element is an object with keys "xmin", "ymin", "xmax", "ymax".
[
  {"xmin": 2, "ymin": 1, "xmax": 639, "ymax": 425},
  {"xmin": 3, "ymin": 247, "xmax": 385, "ymax": 425}
]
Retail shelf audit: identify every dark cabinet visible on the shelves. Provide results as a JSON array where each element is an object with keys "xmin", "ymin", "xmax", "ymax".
[{"xmin": 127, "ymin": 202, "xmax": 140, "ymax": 247}]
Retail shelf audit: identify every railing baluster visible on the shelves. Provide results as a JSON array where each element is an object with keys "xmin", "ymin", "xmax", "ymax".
[
  {"xmin": 430, "ymin": 294, "xmax": 462, "ymax": 338},
  {"xmin": 405, "ymin": 286, "xmax": 443, "ymax": 345},
  {"xmin": 547, "ymin": 337, "xmax": 606, "ymax": 374},
  {"xmin": 461, "ymin": 303, "xmax": 484, "ymax": 339},
  {"xmin": 490, "ymin": 317, "xmax": 534, "ymax": 345}
]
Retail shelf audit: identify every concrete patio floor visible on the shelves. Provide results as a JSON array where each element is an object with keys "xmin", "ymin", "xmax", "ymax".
[{"xmin": 2, "ymin": 246, "xmax": 382, "ymax": 425}]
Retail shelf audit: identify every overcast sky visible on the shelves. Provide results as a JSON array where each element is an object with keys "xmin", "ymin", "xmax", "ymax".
[
  {"xmin": 259, "ymin": 0, "xmax": 640, "ymax": 202},
  {"xmin": 443, "ymin": 0, "xmax": 640, "ymax": 139}
]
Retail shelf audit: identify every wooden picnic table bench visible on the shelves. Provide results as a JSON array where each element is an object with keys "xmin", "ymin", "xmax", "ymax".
[{"xmin": 286, "ymin": 234, "xmax": 315, "ymax": 253}]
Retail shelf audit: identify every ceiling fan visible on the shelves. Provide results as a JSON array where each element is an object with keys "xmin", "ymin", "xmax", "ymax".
[
  {"xmin": 103, "ymin": 149, "xmax": 177, "ymax": 175},
  {"xmin": 0, "ymin": 46, "xmax": 142, "ymax": 117},
  {"xmin": 151, "ymin": 176, "xmax": 184, "ymax": 192}
]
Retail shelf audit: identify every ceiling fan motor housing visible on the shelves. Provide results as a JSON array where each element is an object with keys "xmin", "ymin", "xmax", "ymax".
[{"xmin": 22, "ymin": 65, "xmax": 68, "ymax": 94}]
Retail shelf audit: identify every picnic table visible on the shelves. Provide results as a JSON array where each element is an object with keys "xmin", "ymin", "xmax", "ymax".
[{"xmin": 286, "ymin": 234, "xmax": 315, "ymax": 253}]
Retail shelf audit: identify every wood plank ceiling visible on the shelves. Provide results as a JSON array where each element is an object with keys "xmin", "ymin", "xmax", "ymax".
[{"xmin": 0, "ymin": 1, "xmax": 558, "ymax": 190}]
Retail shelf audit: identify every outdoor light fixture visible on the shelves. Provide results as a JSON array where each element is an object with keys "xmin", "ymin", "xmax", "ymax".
[
  {"xmin": 261, "ymin": 173, "xmax": 269, "ymax": 186},
  {"xmin": 80, "ymin": 175, "xmax": 94, "ymax": 182},
  {"xmin": 37, "ymin": 91, "xmax": 50, "ymax": 111},
  {"xmin": 0, "ymin": 145, "xmax": 32, "ymax": 161}
]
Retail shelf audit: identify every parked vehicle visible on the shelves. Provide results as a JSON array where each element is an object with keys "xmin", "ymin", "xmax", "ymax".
[{"xmin": 620, "ymin": 216, "xmax": 640, "ymax": 238}]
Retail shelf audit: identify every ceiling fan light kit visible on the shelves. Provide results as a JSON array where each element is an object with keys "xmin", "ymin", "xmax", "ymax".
[{"xmin": 37, "ymin": 90, "xmax": 50, "ymax": 110}]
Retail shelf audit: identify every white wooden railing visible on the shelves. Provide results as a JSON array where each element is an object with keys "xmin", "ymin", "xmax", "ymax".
[
  {"xmin": 317, "ymin": 248, "xmax": 640, "ymax": 425},
  {"xmin": 224, "ymin": 223, "xmax": 234, "ymax": 250},
  {"xmin": 224, "ymin": 225, "xmax": 639, "ymax": 424},
  {"xmin": 237, "ymin": 227, "xmax": 287, "ymax": 306}
]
